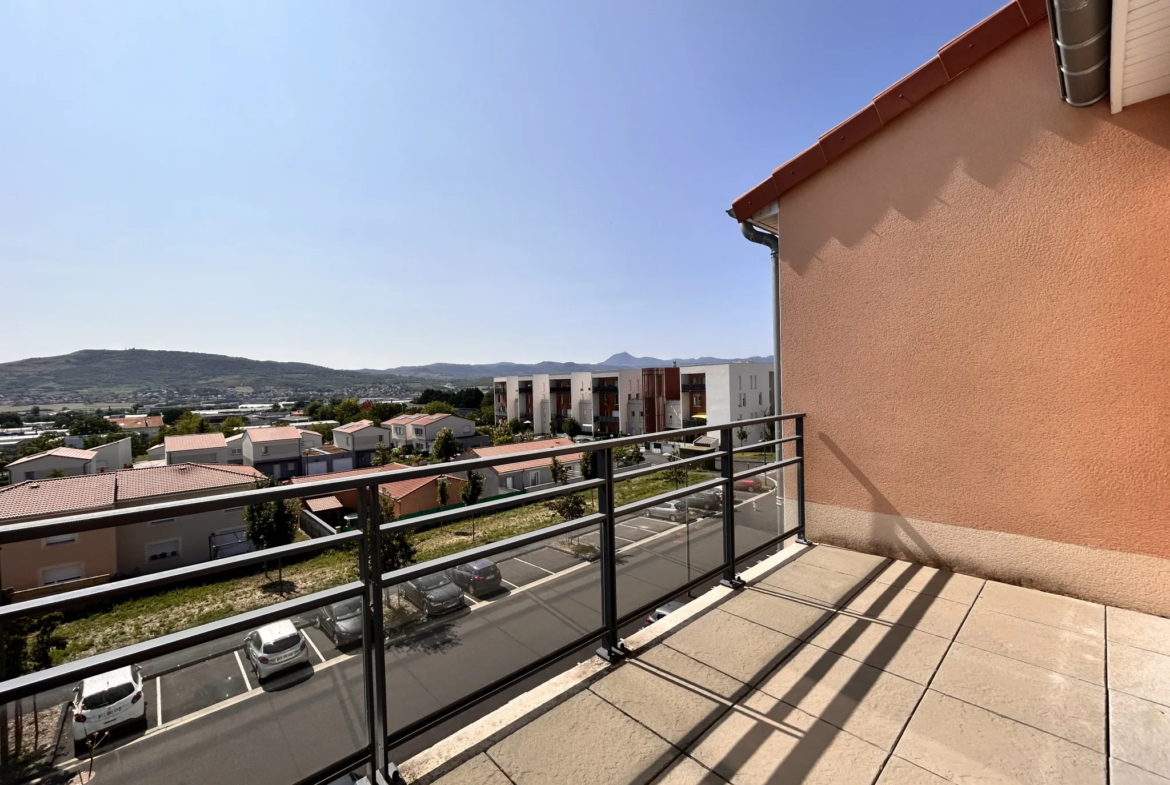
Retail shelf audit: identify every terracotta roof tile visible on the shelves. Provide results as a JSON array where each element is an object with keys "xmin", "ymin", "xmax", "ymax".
[
  {"xmin": 306, "ymin": 496, "xmax": 344, "ymax": 513},
  {"xmin": 386, "ymin": 414, "xmax": 426, "ymax": 426},
  {"xmin": 6, "ymin": 446, "xmax": 96, "ymax": 468},
  {"xmin": 334, "ymin": 419, "xmax": 376, "ymax": 434},
  {"xmin": 730, "ymin": 0, "xmax": 1047, "ymax": 220},
  {"xmin": 469, "ymin": 438, "xmax": 583, "ymax": 475},
  {"xmin": 165, "ymin": 433, "xmax": 227, "ymax": 452},
  {"xmin": 290, "ymin": 463, "xmax": 458, "ymax": 502},
  {"xmin": 108, "ymin": 416, "xmax": 164, "ymax": 429},
  {"xmin": 244, "ymin": 427, "xmax": 304, "ymax": 443},
  {"xmin": 115, "ymin": 463, "xmax": 264, "ymax": 500}
]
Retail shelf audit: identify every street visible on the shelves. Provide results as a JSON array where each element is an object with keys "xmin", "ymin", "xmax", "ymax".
[{"xmin": 27, "ymin": 485, "xmax": 788, "ymax": 785}]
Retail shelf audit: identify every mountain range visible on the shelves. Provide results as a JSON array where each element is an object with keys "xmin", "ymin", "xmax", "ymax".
[{"xmin": 364, "ymin": 352, "xmax": 774, "ymax": 379}]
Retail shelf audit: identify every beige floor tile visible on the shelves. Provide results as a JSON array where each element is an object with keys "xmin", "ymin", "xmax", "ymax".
[
  {"xmin": 957, "ymin": 607, "xmax": 1105, "ymax": 685},
  {"xmin": 844, "ymin": 582, "xmax": 969, "ymax": 639},
  {"xmin": 755, "ymin": 560, "xmax": 871, "ymax": 608},
  {"xmin": 490, "ymin": 689, "xmax": 677, "ymax": 785},
  {"xmin": 432, "ymin": 754, "xmax": 514, "ymax": 785},
  {"xmin": 1110, "ymin": 607, "xmax": 1170, "ymax": 656},
  {"xmin": 591, "ymin": 646, "xmax": 742, "ymax": 747},
  {"xmin": 718, "ymin": 588, "xmax": 834, "ymax": 641},
  {"xmin": 689, "ymin": 690, "xmax": 886, "ymax": 785},
  {"xmin": 796, "ymin": 546, "xmax": 890, "ymax": 579},
  {"xmin": 895, "ymin": 691, "xmax": 1106, "ymax": 784},
  {"xmin": 931, "ymin": 642, "xmax": 1106, "ymax": 752},
  {"xmin": 1111, "ymin": 690, "xmax": 1170, "ymax": 778},
  {"xmin": 651, "ymin": 755, "xmax": 731, "ymax": 785},
  {"xmin": 976, "ymin": 581, "xmax": 1104, "ymax": 638},
  {"xmin": 665, "ymin": 609, "xmax": 800, "ymax": 686},
  {"xmin": 875, "ymin": 756, "xmax": 952, "ymax": 784},
  {"xmin": 754, "ymin": 642, "xmax": 923, "ymax": 750},
  {"xmin": 870, "ymin": 560, "xmax": 984, "ymax": 605},
  {"xmin": 1112, "ymin": 758, "xmax": 1170, "ymax": 785},
  {"xmin": 1110, "ymin": 642, "xmax": 1170, "ymax": 708},
  {"xmin": 808, "ymin": 612, "xmax": 951, "ymax": 685}
]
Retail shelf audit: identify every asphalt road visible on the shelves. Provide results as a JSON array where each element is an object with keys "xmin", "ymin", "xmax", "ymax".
[{"xmin": 30, "ymin": 486, "xmax": 787, "ymax": 785}]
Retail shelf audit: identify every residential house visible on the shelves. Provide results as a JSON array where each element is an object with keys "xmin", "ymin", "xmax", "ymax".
[
  {"xmin": 407, "ymin": 413, "xmax": 482, "ymax": 453},
  {"xmin": 225, "ymin": 433, "xmax": 245, "ymax": 464},
  {"xmin": 302, "ymin": 445, "xmax": 355, "ymax": 476},
  {"xmin": 464, "ymin": 438, "xmax": 583, "ymax": 496},
  {"xmin": 332, "ymin": 420, "xmax": 392, "ymax": 467},
  {"xmin": 0, "ymin": 463, "xmax": 264, "ymax": 590},
  {"xmin": 106, "ymin": 415, "xmax": 163, "ymax": 441},
  {"xmin": 291, "ymin": 463, "xmax": 465, "ymax": 523},
  {"xmin": 728, "ymin": 3, "xmax": 1170, "ymax": 612},
  {"xmin": 6, "ymin": 439, "xmax": 134, "ymax": 482},
  {"xmin": 242, "ymin": 427, "xmax": 306, "ymax": 479},
  {"xmin": 386, "ymin": 414, "xmax": 424, "ymax": 450},
  {"xmin": 165, "ymin": 433, "xmax": 229, "ymax": 465}
]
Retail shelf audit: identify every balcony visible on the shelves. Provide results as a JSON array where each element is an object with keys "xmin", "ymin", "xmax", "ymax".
[
  {"xmin": 597, "ymin": 415, "xmax": 619, "ymax": 424},
  {"xmin": 592, "ymin": 383, "xmax": 618, "ymax": 393},
  {"xmin": 681, "ymin": 382, "xmax": 706, "ymax": 392},
  {"xmin": 683, "ymin": 417, "xmax": 707, "ymax": 428},
  {"xmin": 549, "ymin": 381, "xmax": 571, "ymax": 392}
]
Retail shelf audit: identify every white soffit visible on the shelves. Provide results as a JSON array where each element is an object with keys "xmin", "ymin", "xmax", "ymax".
[{"xmin": 1112, "ymin": 0, "xmax": 1170, "ymax": 113}]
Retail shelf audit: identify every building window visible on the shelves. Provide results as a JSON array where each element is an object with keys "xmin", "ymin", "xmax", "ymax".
[
  {"xmin": 24, "ymin": 471, "xmax": 34, "ymax": 481},
  {"xmin": 529, "ymin": 471, "xmax": 540, "ymax": 485},
  {"xmin": 739, "ymin": 393, "xmax": 747, "ymax": 407},
  {"xmin": 738, "ymin": 376, "xmax": 742, "ymax": 390},
  {"xmin": 759, "ymin": 393, "xmax": 763, "ymax": 405},
  {"xmin": 262, "ymin": 446, "xmax": 269, "ymax": 455},
  {"xmin": 43, "ymin": 533, "xmax": 78, "ymax": 547},
  {"xmin": 378, "ymin": 435, "xmax": 384, "ymax": 443},
  {"xmin": 41, "ymin": 563, "xmax": 83, "ymax": 586},
  {"xmin": 146, "ymin": 539, "xmax": 181, "ymax": 561},
  {"xmin": 150, "ymin": 518, "xmax": 176, "ymax": 526}
]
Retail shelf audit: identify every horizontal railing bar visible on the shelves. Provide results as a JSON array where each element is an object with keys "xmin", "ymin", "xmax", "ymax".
[
  {"xmin": 294, "ymin": 748, "xmax": 373, "ymax": 785},
  {"xmin": 385, "ymin": 625, "xmax": 606, "ymax": 752},
  {"xmin": 611, "ymin": 451, "xmax": 728, "ymax": 483},
  {"xmin": 616, "ymin": 562, "xmax": 729, "ymax": 629},
  {"xmin": 0, "ymin": 529, "xmax": 361, "ymax": 621},
  {"xmin": 379, "ymin": 478, "xmax": 604, "ymax": 536},
  {"xmin": 0, "ymin": 413, "xmax": 804, "ymax": 543},
  {"xmin": 380, "ymin": 514, "xmax": 606, "ymax": 586},
  {"xmin": 0, "ymin": 581, "xmax": 365, "ymax": 704},
  {"xmin": 733, "ymin": 435, "xmax": 800, "ymax": 454},
  {"xmin": 733, "ymin": 456, "xmax": 802, "ymax": 481},
  {"xmin": 613, "ymin": 476, "xmax": 726, "ymax": 519},
  {"xmin": 734, "ymin": 526, "xmax": 804, "ymax": 566}
]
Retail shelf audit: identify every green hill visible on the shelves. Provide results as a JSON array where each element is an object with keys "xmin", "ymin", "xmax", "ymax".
[{"xmin": 0, "ymin": 349, "xmax": 404, "ymax": 404}]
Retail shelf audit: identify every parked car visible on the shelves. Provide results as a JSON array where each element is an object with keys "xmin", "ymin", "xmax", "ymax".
[
  {"xmin": 244, "ymin": 620, "xmax": 310, "ymax": 682},
  {"xmin": 687, "ymin": 491, "xmax": 723, "ymax": 513},
  {"xmin": 734, "ymin": 476, "xmax": 764, "ymax": 492},
  {"xmin": 317, "ymin": 597, "xmax": 364, "ymax": 647},
  {"xmin": 647, "ymin": 500, "xmax": 688, "ymax": 523},
  {"xmin": 644, "ymin": 600, "xmax": 687, "ymax": 626},
  {"xmin": 403, "ymin": 572, "xmax": 465, "ymax": 616},
  {"xmin": 71, "ymin": 665, "xmax": 146, "ymax": 757},
  {"xmin": 451, "ymin": 558, "xmax": 503, "ymax": 597}
]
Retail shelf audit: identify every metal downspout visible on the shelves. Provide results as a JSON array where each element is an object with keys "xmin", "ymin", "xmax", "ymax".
[
  {"xmin": 1046, "ymin": 0, "xmax": 1112, "ymax": 106},
  {"xmin": 738, "ymin": 221, "xmax": 792, "ymax": 542}
]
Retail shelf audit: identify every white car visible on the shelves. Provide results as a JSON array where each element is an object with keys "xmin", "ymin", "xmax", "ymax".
[
  {"xmin": 244, "ymin": 620, "xmax": 310, "ymax": 682},
  {"xmin": 71, "ymin": 665, "xmax": 146, "ymax": 757}
]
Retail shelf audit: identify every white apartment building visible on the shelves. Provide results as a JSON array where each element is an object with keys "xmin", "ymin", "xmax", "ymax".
[
  {"xmin": 677, "ymin": 362, "xmax": 774, "ymax": 444},
  {"xmin": 493, "ymin": 372, "xmax": 594, "ymax": 435}
]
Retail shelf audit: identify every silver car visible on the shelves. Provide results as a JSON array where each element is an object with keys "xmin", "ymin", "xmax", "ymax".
[
  {"xmin": 647, "ymin": 500, "xmax": 688, "ymax": 523},
  {"xmin": 244, "ymin": 620, "xmax": 310, "ymax": 682}
]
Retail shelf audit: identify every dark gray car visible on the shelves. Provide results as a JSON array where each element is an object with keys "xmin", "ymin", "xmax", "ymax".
[
  {"xmin": 403, "ymin": 572, "xmax": 465, "ymax": 616},
  {"xmin": 317, "ymin": 597, "xmax": 364, "ymax": 647},
  {"xmin": 451, "ymin": 558, "xmax": 503, "ymax": 597}
]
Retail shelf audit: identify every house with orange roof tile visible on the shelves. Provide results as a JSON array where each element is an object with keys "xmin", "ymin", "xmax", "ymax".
[
  {"xmin": 291, "ymin": 463, "xmax": 465, "ymax": 523},
  {"xmin": 465, "ymin": 438, "xmax": 583, "ymax": 496}
]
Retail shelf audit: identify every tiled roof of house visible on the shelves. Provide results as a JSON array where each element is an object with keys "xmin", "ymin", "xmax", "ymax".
[
  {"xmin": 470, "ymin": 438, "xmax": 583, "ymax": 475},
  {"xmin": 305, "ymin": 496, "xmax": 344, "ymax": 513},
  {"xmin": 0, "ymin": 463, "xmax": 265, "ymax": 522},
  {"xmin": 290, "ymin": 463, "xmax": 459, "ymax": 502},
  {"xmin": 334, "ymin": 419, "xmax": 377, "ymax": 434},
  {"xmin": 108, "ymin": 416, "xmax": 164, "ymax": 429},
  {"xmin": 410, "ymin": 413, "xmax": 461, "ymax": 427},
  {"xmin": 730, "ymin": 0, "xmax": 1049, "ymax": 220},
  {"xmin": 165, "ymin": 433, "xmax": 228, "ymax": 452},
  {"xmin": 243, "ymin": 427, "xmax": 304, "ymax": 443},
  {"xmin": 6, "ymin": 446, "xmax": 97, "ymax": 468},
  {"xmin": 385, "ymin": 414, "xmax": 426, "ymax": 426}
]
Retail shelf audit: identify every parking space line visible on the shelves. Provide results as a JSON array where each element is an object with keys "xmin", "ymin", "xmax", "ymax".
[
  {"xmin": 233, "ymin": 650, "xmax": 253, "ymax": 692},
  {"xmin": 614, "ymin": 534, "xmax": 635, "ymax": 544},
  {"xmin": 155, "ymin": 677, "xmax": 162, "ymax": 726},
  {"xmin": 501, "ymin": 579, "xmax": 519, "ymax": 589},
  {"xmin": 304, "ymin": 632, "xmax": 325, "ymax": 664},
  {"xmin": 512, "ymin": 557, "xmax": 555, "ymax": 575},
  {"xmin": 464, "ymin": 593, "xmax": 481, "ymax": 605}
]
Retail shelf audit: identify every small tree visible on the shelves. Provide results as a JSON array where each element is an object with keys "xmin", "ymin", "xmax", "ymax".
[
  {"xmin": 491, "ymin": 422, "xmax": 514, "ymax": 446},
  {"xmin": 374, "ymin": 493, "xmax": 415, "ymax": 571},
  {"xmin": 244, "ymin": 477, "xmax": 298, "ymax": 590},
  {"xmin": 549, "ymin": 455, "xmax": 569, "ymax": 485},
  {"xmin": 430, "ymin": 427, "xmax": 461, "ymax": 462},
  {"xmin": 423, "ymin": 400, "xmax": 458, "ymax": 416},
  {"xmin": 436, "ymin": 477, "xmax": 449, "ymax": 507},
  {"xmin": 461, "ymin": 470, "xmax": 485, "ymax": 506},
  {"xmin": 219, "ymin": 416, "xmax": 248, "ymax": 438},
  {"xmin": 564, "ymin": 417, "xmax": 583, "ymax": 439},
  {"xmin": 579, "ymin": 449, "xmax": 597, "ymax": 480},
  {"xmin": 662, "ymin": 454, "xmax": 687, "ymax": 486},
  {"xmin": 372, "ymin": 443, "xmax": 394, "ymax": 467},
  {"xmin": 736, "ymin": 426, "xmax": 749, "ymax": 447},
  {"xmin": 47, "ymin": 468, "xmax": 66, "ymax": 479}
]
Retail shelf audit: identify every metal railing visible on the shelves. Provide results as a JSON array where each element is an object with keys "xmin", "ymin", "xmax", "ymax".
[{"xmin": 0, "ymin": 412, "xmax": 805, "ymax": 785}]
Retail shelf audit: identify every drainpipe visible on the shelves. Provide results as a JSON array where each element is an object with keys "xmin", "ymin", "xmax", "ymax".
[
  {"xmin": 1047, "ymin": 0, "xmax": 1111, "ymax": 107},
  {"xmin": 738, "ymin": 219, "xmax": 787, "ymax": 537}
]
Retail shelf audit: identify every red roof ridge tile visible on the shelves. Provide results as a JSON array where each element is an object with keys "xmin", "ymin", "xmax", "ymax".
[{"xmin": 730, "ymin": 0, "xmax": 1046, "ymax": 220}]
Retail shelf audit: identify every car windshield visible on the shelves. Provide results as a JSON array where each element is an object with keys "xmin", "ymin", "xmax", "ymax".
[
  {"xmin": 417, "ymin": 574, "xmax": 451, "ymax": 591},
  {"xmin": 262, "ymin": 633, "xmax": 301, "ymax": 654},
  {"xmin": 332, "ymin": 598, "xmax": 362, "ymax": 621},
  {"xmin": 83, "ymin": 682, "xmax": 134, "ymax": 709}
]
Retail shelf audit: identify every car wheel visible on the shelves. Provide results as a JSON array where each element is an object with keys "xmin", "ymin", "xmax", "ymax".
[
  {"xmin": 670, "ymin": 514, "xmax": 678, "ymax": 523},
  {"xmin": 331, "ymin": 628, "xmax": 339, "ymax": 647}
]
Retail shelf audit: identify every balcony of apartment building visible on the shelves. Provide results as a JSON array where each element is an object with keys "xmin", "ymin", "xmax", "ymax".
[
  {"xmin": 592, "ymin": 380, "xmax": 618, "ymax": 393},
  {"xmin": 680, "ymin": 375, "xmax": 706, "ymax": 394},
  {"xmin": 549, "ymin": 379, "xmax": 571, "ymax": 393}
]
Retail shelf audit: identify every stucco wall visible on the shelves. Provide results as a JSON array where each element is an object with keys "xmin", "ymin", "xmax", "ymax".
[
  {"xmin": 771, "ymin": 25, "xmax": 1170, "ymax": 607},
  {"xmin": 0, "ymin": 526, "xmax": 118, "ymax": 591}
]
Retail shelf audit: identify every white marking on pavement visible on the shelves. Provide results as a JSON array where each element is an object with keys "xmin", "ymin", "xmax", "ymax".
[
  {"xmin": 614, "ymin": 534, "xmax": 635, "ymax": 544},
  {"xmin": 501, "ymin": 579, "xmax": 519, "ymax": 589},
  {"xmin": 304, "ymin": 631, "xmax": 325, "ymax": 664},
  {"xmin": 512, "ymin": 557, "xmax": 555, "ymax": 575},
  {"xmin": 464, "ymin": 593, "xmax": 481, "ymax": 605},
  {"xmin": 155, "ymin": 677, "xmax": 162, "ymax": 726},
  {"xmin": 233, "ymin": 650, "xmax": 253, "ymax": 692}
]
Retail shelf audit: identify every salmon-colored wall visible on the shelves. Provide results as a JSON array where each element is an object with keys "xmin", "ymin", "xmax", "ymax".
[
  {"xmin": 0, "ymin": 526, "xmax": 119, "ymax": 591},
  {"xmin": 775, "ymin": 25, "xmax": 1170, "ymax": 562}
]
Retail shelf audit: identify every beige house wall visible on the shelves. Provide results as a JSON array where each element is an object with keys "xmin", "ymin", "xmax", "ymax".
[
  {"xmin": 0, "ymin": 525, "xmax": 118, "ymax": 591},
  {"xmin": 114, "ymin": 493, "xmax": 250, "ymax": 577},
  {"xmin": 770, "ymin": 26, "xmax": 1170, "ymax": 612}
]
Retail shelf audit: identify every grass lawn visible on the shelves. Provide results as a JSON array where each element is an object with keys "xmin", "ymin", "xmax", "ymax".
[{"xmin": 46, "ymin": 464, "xmax": 717, "ymax": 665}]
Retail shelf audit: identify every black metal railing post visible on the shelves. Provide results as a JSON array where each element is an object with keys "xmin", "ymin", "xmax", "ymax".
[
  {"xmin": 719, "ymin": 428, "xmax": 744, "ymax": 588},
  {"xmin": 365, "ymin": 486, "xmax": 392, "ymax": 780},
  {"xmin": 595, "ymin": 447, "xmax": 624, "ymax": 662},
  {"xmin": 356, "ymin": 489, "xmax": 378, "ymax": 782},
  {"xmin": 795, "ymin": 416, "xmax": 809, "ymax": 545}
]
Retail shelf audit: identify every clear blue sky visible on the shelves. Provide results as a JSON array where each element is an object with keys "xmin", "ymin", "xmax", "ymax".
[{"xmin": 0, "ymin": 0, "xmax": 1003, "ymax": 369}]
